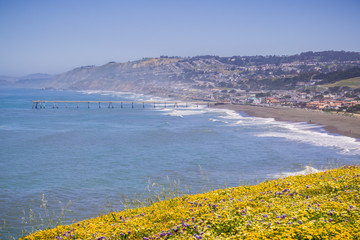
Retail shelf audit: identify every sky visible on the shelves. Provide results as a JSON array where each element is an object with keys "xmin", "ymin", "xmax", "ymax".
[{"xmin": 0, "ymin": 0, "xmax": 359, "ymax": 76}]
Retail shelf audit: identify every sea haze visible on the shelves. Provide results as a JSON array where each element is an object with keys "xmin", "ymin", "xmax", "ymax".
[{"xmin": 0, "ymin": 88, "xmax": 359, "ymax": 238}]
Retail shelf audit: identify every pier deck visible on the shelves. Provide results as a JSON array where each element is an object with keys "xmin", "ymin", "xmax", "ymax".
[{"xmin": 32, "ymin": 100, "xmax": 216, "ymax": 109}]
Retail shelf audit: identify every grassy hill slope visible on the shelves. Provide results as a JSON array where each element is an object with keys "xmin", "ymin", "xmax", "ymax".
[
  {"xmin": 322, "ymin": 76, "xmax": 360, "ymax": 88},
  {"xmin": 22, "ymin": 165, "xmax": 360, "ymax": 239}
]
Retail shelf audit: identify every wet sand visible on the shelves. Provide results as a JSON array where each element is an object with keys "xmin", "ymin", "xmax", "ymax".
[{"xmin": 213, "ymin": 104, "xmax": 360, "ymax": 140}]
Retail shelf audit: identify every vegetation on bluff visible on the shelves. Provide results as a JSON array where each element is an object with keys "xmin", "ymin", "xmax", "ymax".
[
  {"xmin": 316, "ymin": 67, "xmax": 360, "ymax": 85},
  {"xmin": 22, "ymin": 165, "xmax": 360, "ymax": 239},
  {"xmin": 323, "ymin": 76, "xmax": 360, "ymax": 89}
]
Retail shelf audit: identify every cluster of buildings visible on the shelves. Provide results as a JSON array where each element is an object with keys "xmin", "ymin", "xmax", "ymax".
[
  {"xmin": 225, "ymin": 90, "xmax": 360, "ymax": 111},
  {"xmin": 305, "ymin": 100, "xmax": 358, "ymax": 110},
  {"xmin": 177, "ymin": 86, "xmax": 359, "ymax": 112}
]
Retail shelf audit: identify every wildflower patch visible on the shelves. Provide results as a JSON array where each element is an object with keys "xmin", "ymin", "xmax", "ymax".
[{"xmin": 22, "ymin": 165, "xmax": 360, "ymax": 239}]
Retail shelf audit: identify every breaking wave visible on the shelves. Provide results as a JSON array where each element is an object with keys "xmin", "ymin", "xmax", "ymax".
[
  {"xmin": 216, "ymin": 109, "xmax": 360, "ymax": 156},
  {"xmin": 255, "ymin": 125, "xmax": 360, "ymax": 155},
  {"xmin": 269, "ymin": 166, "xmax": 321, "ymax": 178}
]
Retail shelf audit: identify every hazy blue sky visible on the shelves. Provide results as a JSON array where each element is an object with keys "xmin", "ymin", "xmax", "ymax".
[{"xmin": 1, "ymin": 0, "xmax": 359, "ymax": 76}]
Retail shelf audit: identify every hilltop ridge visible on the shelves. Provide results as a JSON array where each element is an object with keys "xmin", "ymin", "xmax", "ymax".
[{"xmin": 2, "ymin": 51, "xmax": 360, "ymax": 100}]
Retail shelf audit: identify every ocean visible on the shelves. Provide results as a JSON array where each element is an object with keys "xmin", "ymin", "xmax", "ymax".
[{"xmin": 1, "ymin": 88, "xmax": 359, "ymax": 238}]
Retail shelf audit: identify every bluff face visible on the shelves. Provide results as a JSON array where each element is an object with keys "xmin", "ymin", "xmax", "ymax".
[{"xmin": 45, "ymin": 58, "xmax": 194, "ymax": 92}]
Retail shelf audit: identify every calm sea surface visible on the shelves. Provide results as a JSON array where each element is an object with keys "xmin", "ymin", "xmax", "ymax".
[{"xmin": 1, "ymin": 88, "xmax": 359, "ymax": 238}]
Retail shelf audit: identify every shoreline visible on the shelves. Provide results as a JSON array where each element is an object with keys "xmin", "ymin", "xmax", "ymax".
[
  {"xmin": 213, "ymin": 104, "xmax": 360, "ymax": 140},
  {"xmin": 55, "ymin": 89, "xmax": 360, "ymax": 140}
]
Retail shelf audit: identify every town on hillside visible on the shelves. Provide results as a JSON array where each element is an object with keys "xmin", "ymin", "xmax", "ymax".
[{"xmin": 149, "ymin": 53, "xmax": 360, "ymax": 114}]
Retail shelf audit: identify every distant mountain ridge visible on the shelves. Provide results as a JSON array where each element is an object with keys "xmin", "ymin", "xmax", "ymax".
[
  {"xmin": 19, "ymin": 73, "xmax": 53, "ymax": 80},
  {"xmin": 0, "ymin": 73, "xmax": 54, "ymax": 88},
  {"xmin": 2, "ymin": 51, "xmax": 360, "ymax": 94}
]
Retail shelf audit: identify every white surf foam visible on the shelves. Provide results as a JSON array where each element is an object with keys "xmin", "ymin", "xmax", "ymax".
[
  {"xmin": 78, "ymin": 90, "xmax": 149, "ymax": 101},
  {"xmin": 0, "ymin": 124, "xmax": 19, "ymax": 131},
  {"xmin": 216, "ymin": 108, "xmax": 279, "ymax": 127},
  {"xmin": 160, "ymin": 109, "xmax": 208, "ymax": 118},
  {"xmin": 209, "ymin": 118, "xmax": 229, "ymax": 124},
  {"xmin": 155, "ymin": 104, "xmax": 214, "ymax": 118},
  {"xmin": 161, "ymin": 105, "xmax": 360, "ymax": 156},
  {"xmin": 213, "ymin": 108, "xmax": 360, "ymax": 156},
  {"xmin": 219, "ymin": 109, "xmax": 247, "ymax": 120},
  {"xmin": 256, "ymin": 123, "xmax": 360, "ymax": 155},
  {"xmin": 79, "ymin": 90, "xmax": 103, "ymax": 95},
  {"xmin": 269, "ymin": 166, "xmax": 321, "ymax": 178}
]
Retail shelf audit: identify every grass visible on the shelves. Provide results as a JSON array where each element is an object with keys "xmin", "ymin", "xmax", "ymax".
[
  {"xmin": 322, "ymin": 76, "xmax": 360, "ymax": 88},
  {"xmin": 21, "ymin": 165, "xmax": 360, "ymax": 239},
  {"xmin": 15, "ymin": 194, "xmax": 72, "ymax": 239}
]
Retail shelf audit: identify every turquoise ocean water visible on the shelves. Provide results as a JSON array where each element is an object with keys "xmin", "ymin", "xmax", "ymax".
[{"xmin": 1, "ymin": 88, "xmax": 359, "ymax": 238}]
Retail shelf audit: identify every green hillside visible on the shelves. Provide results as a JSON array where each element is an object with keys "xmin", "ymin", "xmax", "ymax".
[{"xmin": 323, "ymin": 76, "xmax": 360, "ymax": 88}]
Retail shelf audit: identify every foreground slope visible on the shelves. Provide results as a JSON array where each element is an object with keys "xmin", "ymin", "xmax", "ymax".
[{"xmin": 23, "ymin": 166, "xmax": 360, "ymax": 239}]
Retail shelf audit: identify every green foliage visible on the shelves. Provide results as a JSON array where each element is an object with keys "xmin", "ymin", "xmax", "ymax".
[
  {"xmin": 217, "ymin": 51, "xmax": 360, "ymax": 66},
  {"xmin": 317, "ymin": 67, "xmax": 360, "ymax": 85},
  {"xmin": 217, "ymin": 81, "xmax": 227, "ymax": 88},
  {"xmin": 346, "ymin": 104, "xmax": 360, "ymax": 113},
  {"xmin": 323, "ymin": 76, "xmax": 360, "ymax": 89},
  {"xmin": 229, "ymin": 89, "xmax": 237, "ymax": 94}
]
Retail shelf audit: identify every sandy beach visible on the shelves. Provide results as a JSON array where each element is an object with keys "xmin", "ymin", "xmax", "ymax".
[{"xmin": 214, "ymin": 104, "xmax": 360, "ymax": 140}]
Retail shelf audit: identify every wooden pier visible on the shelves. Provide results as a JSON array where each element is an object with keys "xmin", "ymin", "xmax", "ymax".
[{"xmin": 32, "ymin": 100, "xmax": 215, "ymax": 109}]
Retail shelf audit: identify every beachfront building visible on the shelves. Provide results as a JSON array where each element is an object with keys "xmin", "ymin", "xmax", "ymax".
[
  {"xmin": 306, "ymin": 100, "xmax": 358, "ymax": 110},
  {"xmin": 266, "ymin": 97, "xmax": 281, "ymax": 105}
]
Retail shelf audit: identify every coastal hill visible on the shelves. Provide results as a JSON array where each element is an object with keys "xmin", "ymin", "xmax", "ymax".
[
  {"xmin": 43, "ymin": 57, "xmax": 199, "ymax": 93},
  {"xmin": 2, "ymin": 51, "xmax": 360, "ymax": 97}
]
